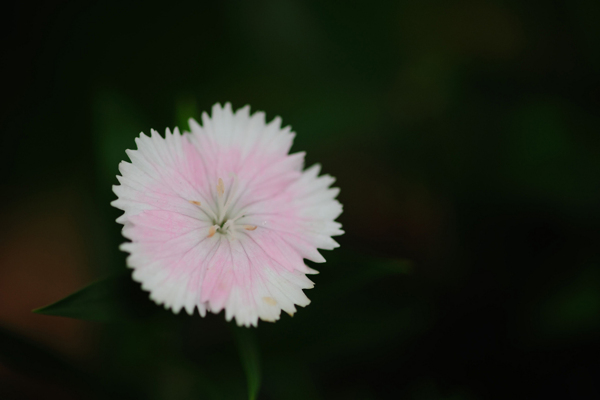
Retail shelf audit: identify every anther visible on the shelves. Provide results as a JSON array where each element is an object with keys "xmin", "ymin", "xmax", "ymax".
[
  {"xmin": 244, "ymin": 225, "xmax": 257, "ymax": 231},
  {"xmin": 217, "ymin": 178, "xmax": 225, "ymax": 197},
  {"xmin": 189, "ymin": 200, "xmax": 201, "ymax": 206},
  {"xmin": 208, "ymin": 226, "xmax": 217, "ymax": 238}
]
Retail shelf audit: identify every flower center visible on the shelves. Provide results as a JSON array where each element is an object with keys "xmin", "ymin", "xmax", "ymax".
[{"xmin": 191, "ymin": 176, "xmax": 256, "ymax": 239}]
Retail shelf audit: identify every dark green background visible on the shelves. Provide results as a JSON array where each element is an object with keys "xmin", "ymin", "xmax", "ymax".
[{"xmin": 2, "ymin": 0, "xmax": 600, "ymax": 399}]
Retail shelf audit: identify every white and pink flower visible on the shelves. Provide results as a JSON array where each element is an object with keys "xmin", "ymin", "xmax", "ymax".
[{"xmin": 112, "ymin": 103, "xmax": 343, "ymax": 326}]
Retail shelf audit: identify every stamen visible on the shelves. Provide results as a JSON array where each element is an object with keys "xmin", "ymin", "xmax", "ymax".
[
  {"xmin": 189, "ymin": 199, "xmax": 218, "ymax": 222},
  {"xmin": 216, "ymin": 177, "xmax": 226, "ymax": 223},
  {"xmin": 207, "ymin": 175, "xmax": 250, "ymax": 239},
  {"xmin": 217, "ymin": 178, "xmax": 225, "ymax": 197},
  {"xmin": 208, "ymin": 226, "xmax": 217, "ymax": 238},
  {"xmin": 222, "ymin": 174, "xmax": 239, "ymax": 216},
  {"xmin": 228, "ymin": 210, "xmax": 246, "ymax": 224}
]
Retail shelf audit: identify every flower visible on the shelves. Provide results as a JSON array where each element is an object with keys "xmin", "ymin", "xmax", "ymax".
[{"xmin": 112, "ymin": 103, "xmax": 343, "ymax": 326}]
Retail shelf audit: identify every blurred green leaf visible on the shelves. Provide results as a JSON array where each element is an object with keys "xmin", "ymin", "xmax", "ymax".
[
  {"xmin": 232, "ymin": 326, "xmax": 261, "ymax": 400},
  {"xmin": 33, "ymin": 273, "xmax": 158, "ymax": 322}
]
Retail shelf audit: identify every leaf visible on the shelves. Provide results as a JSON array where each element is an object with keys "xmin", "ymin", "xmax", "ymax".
[
  {"xmin": 231, "ymin": 326, "xmax": 261, "ymax": 400},
  {"xmin": 33, "ymin": 273, "xmax": 158, "ymax": 322}
]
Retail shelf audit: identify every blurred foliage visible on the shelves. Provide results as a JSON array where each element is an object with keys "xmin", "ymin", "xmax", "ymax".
[
  {"xmin": 33, "ymin": 273, "xmax": 157, "ymax": 322},
  {"xmin": 2, "ymin": 0, "xmax": 600, "ymax": 398}
]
